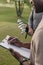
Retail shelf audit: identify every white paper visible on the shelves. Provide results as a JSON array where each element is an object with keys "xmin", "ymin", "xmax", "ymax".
[{"xmin": 0, "ymin": 35, "xmax": 30, "ymax": 59}]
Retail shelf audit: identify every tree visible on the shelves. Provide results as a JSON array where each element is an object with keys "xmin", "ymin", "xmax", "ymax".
[
  {"xmin": 15, "ymin": 0, "xmax": 24, "ymax": 17},
  {"xmin": 24, "ymin": 0, "xmax": 31, "ymax": 7}
]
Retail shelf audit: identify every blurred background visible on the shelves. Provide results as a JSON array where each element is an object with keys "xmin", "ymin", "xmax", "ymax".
[{"xmin": 0, "ymin": 0, "xmax": 31, "ymax": 65}]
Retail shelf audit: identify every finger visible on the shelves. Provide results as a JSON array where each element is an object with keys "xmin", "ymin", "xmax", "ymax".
[
  {"xmin": 8, "ymin": 38, "xmax": 16, "ymax": 45},
  {"xmin": 8, "ymin": 38, "xmax": 18, "ymax": 44},
  {"xmin": 8, "ymin": 37, "xmax": 14, "ymax": 41},
  {"xmin": 9, "ymin": 48, "xmax": 13, "ymax": 52},
  {"xmin": 9, "ymin": 48, "xmax": 16, "ymax": 56},
  {"xmin": 9, "ymin": 48, "xmax": 19, "ymax": 56}
]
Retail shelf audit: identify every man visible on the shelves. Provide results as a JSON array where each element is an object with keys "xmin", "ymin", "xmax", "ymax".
[
  {"xmin": 8, "ymin": 0, "xmax": 43, "ymax": 65},
  {"xmin": 30, "ymin": 18, "xmax": 43, "ymax": 65},
  {"xmin": 27, "ymin": 0, "xmax": 43, "ymax": 35}
]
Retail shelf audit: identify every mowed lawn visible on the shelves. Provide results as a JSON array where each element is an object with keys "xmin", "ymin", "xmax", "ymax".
[
  {"xmin": 0, "ymin": 6, "xmax": 31, "ymax": 65},
  {"xmin": 0, "ymin": 0, "xmax": 6, "ymax": 3}
]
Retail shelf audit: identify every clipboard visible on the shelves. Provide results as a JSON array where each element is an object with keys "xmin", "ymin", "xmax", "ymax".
[{"xmin": 0, "ymin": 35, "xmax": 30, "ymax": 59}]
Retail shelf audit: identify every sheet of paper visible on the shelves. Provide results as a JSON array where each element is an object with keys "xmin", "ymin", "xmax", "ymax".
[{"xmin": 0, "ymin": 35, "xmax": 30, "ymax": 59}]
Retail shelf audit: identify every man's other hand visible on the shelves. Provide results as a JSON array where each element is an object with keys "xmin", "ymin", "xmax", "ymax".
[
  {"xmin": 9, "ymin": 48, "xmax": 24, "ymax": 62},
  {"xmin": 28, "ymin": 27, "xmax": 33, "ymax": 35}
]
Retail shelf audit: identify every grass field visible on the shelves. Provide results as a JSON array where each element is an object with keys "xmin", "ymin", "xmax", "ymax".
[
  {"xmin": 0, "ymin": 4, "xmax": 31, "ymax": 65},
  {"xmin": 0, "ymin": 0, "xmax": 6, "ymax": 3}
]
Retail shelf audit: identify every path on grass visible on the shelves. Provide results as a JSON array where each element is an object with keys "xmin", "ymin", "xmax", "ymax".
[
  {"xmin": 0, "ymin": 3, "xmax": 15, "ymax": 8},
  {"xmin": 0, "ymin": 3, "xmax": 29, "ymax": 8}
]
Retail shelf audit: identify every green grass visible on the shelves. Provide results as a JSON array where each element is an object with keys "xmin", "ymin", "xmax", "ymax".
[
  {"xmin": 0, "ymin": 6, "xmax": 31, "ymax": 65},
  {"xmin": 0, "ymin": 7, "xmax": 31, "ymax": 42},
  {"xmin": 0, "ymin": 22, "xmax": 31, "ymax": 65},
  {"xmin": 0, "ymin": 7, "xmax": 17, "ymax": 23},
  {"xmin": 0, "ymin": 22, "xmax": 31, "ymax": 42},
  {"xmin": 0, "ymin": 0, "xmax": 6, "ymax": 3},
  {"xmin": 0, "ymin": 46, "xmax": 19, "ymax": 65},
  {"xmin": 0, "ymin": 7, "xmax": 31, "ymax": 23}
]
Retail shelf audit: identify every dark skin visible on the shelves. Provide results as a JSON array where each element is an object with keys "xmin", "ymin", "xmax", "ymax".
[
  {"xmin": 8, "ymin": 37, "xmax": 30, "ymax": 49},
  {"xmin": 8, "ymin": 36, "xmax": 31, "ymax": 65},
  {"xmin": 9, "ymin": 48, "xmax": 30, "ymax": 65},
  {"xmin": 8, "ymin": 0, "xmax": 43, "ymax": 65},
  {"xmin": 8, "ymin": 37, "xmax": 31, "ymax": 65}
]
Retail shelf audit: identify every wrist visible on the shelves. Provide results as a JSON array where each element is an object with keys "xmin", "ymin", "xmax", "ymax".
[
  {"xmin": 20, "ymin": 57, "xmax": 28, "ymax": 65},
  {"xmin": 20, "ymin": 61, "xmax": 27, "ymax": 65}
]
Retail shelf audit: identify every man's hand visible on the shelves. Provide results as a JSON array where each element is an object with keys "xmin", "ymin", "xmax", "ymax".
[
  {"xmin": 9, "ymin": 48, "xmax": 25, "ymax": 62},
  {"xmin": 28, "ymin": 27, "xmax": 33, "ymax": 35},
  {"xmin": 8, "ymin": 36, "xmax": 31, "ymax": 49},
  {"xmin": 8, "ymin": 37, "xmax": 23, "ymax": 47},
  {"xmin": 9, "ymin": 49, "xmax": 30, "ymax": 65},
  {"xmin": 25, "ymin": 25, "xmax": 33, "ymax": 36}
]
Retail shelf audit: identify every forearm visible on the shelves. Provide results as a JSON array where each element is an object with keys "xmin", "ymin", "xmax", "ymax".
[{"xmin": 21, "ymin": 42, "xmax": 31, "ymax": 49}]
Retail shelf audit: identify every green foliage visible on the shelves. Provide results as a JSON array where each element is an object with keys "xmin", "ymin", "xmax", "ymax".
[
  {"xmin": 24, "ymin": 0, "xmax": 31, "ymax": 7},
  {"xmin": 13, "ymin": 0, "xmax": 31, "ymax": 7},
  {"xmin": 15, "ymin": 0, "xmax": 24, "ymax": 17}
]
